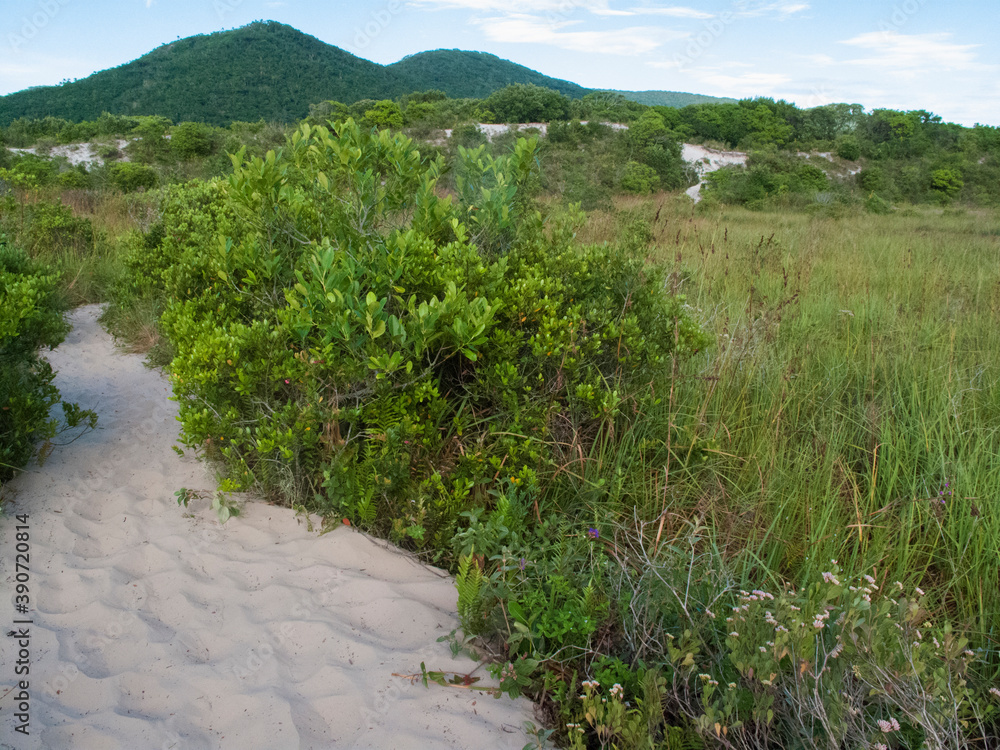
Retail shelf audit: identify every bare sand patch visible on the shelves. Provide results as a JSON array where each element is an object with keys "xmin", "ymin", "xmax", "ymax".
[{"xmin": 0, "ymin": 305, "xmax": 534, "ymax": 749}]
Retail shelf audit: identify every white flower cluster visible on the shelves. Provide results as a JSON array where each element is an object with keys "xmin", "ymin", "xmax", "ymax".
[{"xmin": 876, "ymin": 718, "xmax": 901, "ymax": 733}]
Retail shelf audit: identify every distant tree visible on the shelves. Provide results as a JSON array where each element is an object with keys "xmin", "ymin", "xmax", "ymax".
[
  {"xmin": 129, "ymin": 116, "xmax": 172, "ymax": 163},
  {"xmin": 482, "ymin": 84, "xmax": 571, "ymax": 123},
  {"xmin": 363, "ymin": 100, "xmax": 404, "ymax": 130},
  {"xmin": 930, "ymin": 168, "xmax": 963, "ymax": 199},
  {"xmin": 307, "ymin": 100, "xmax": 350, "ymax": 127},
  {"xmin": 171, "ymin": 122, "xmax": 215, "ymax": 159},
  {"xmin": 106, "ymin": 162, "xmax": 158, "ymax": 192},
  {"xmin": 620, "ymin": 161, "xmax": 659, "ymax": 193},
  {"xmin": 835, "ymin": 134, "xmax": 861, "ymax": 161},
  {"xmin": 631, "ymin": 110, "xmax": 669, "ymax": 146}
]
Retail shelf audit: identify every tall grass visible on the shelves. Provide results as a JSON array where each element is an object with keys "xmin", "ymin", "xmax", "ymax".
[{"xmin": 581, "ymin": 199, "xmax": 1000, "ymax": 662}]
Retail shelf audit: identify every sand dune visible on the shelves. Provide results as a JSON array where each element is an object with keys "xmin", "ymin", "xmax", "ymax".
[{"xmin": 0, "ymin": 305, "xmax": 534, "ymax": 749}]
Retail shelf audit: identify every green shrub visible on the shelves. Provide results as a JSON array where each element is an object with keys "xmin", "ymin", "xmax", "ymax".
[
  {"xmin": 930, "ymin": 167, "xmax": 963, "ymax": 200},
  {"xmin": 21, "ymin": 200, "xmax": 94, "ymax": 256},
  {"xmin": 0, "ymin": 239, "xmax": 96, "ymax": 485},
  {"xmin": 171, "ymin": 122, "xmax": 216, "ymax": 159},
  {"xmin": 620, "ymin": 160, "xmax": 659, "ymax": 194},
  {"xmin": 835, "ymin": 134, "xmax": 861, "ymax": 161},
  {"xmin": 106, "ymin": 162, "xmax": 158, "ymax": 192},
  {"xmin": 152, "ymin": 119, "xmax": 707, "ymax": 548},
  {"xmin": 705, "ymin": 150, "xmax": 829, "ymax": 206},
  {"xmin": 57, "ymin": 168, "xmax": 90, "ymax": 189}
]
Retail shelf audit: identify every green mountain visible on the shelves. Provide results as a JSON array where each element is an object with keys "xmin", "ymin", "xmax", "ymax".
[
  {"xmin": 388, "ymin": 50, "xmax": 588, "ymax": 100},
  {"xmin": 606, "ymin": 90, "xmax": 737, "ymax": 108},
  {"xmin": 0, "ymin": 22, "xmax": 402, "ymax": 126},
  {"xmin": 0, "ymin": 21, "xmax": 727, "ymax": 127}
]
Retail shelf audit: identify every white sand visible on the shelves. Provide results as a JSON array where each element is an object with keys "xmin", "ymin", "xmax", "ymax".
[
  {"xmin": 681, "ymin": 143, "xmax": 748, "ymax": 203},
  {"xmin": 0, "ymin": 305, "xmax": 534, "ymax": 749},
  {"xmin": 7, "ymin": 141, "xmax": 130, "ymax": 168}
]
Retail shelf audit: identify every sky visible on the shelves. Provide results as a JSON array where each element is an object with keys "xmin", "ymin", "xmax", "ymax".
[{"xmin": 2, "ymin": 0, "xmax": 999, "ymax": 126}]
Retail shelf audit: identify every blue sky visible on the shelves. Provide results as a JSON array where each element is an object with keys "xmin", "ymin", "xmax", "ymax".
[{"xmin": 2, "ymin": 0, "xmax": 998, "ymax": 126}]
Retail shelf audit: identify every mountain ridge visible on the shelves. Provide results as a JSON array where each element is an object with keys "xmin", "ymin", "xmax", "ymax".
[{"xmin": 0, "ymin": 21, "xmax": 733, "ymax": 127}]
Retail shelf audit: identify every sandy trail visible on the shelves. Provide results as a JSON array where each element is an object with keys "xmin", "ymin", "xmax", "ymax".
[
  {"xmin": 681, "ymin": 143, "xmax": 748, "ymax": 203},
  {"xmin": 0, "ymin": 305, "xmax": 533, "ymax": 749}
]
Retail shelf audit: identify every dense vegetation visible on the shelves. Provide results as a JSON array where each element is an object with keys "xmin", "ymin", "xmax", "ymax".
[
  {"xmin": 0, "ymin": 178, "xmax": 96, "ymax": 485},
  {"xmin": 0, "ymin": 21, "xmax": 731, "ymax": 127},
  {"xmin": 3, "ymin": 80, "xmax": 1000, "ymax": 748}
]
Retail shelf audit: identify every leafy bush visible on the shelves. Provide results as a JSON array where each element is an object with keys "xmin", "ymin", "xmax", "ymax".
[
  {"xmin": 106, "ymin": 162, "xmax": 158, "ymax": 192},
  {"xmin": 835, "ymin": 134, "xmax": 861, "ymax": 161},
  {"xmin": 18, "ymin": 200, "xmax": 94, "ymax": 256},
  {"xmin": 57, "ymin": 168, "xmax": 90, "ymax": 189},
  {"xmin": 0, "ymin": 239, "xmax": 96, "ymax": 485},
  {"xmin": 620, "ymin": 160, "xmax": 659, "ymax": 194},
  {"xmin": 149, "ymin": 117, "xmax": 706, "ymax": 547},
  {"xmin": 363, "ymin": 100, "xmax": 404, "ymax": 129},
  {"xmin": 171, "ymin": 122, "xmax": 217, "ymax": 159},
  {"xmin": 930, "ymin": 167, "xmax": 963, "ymax": 200},
  {"xmin": 482, "ymin": 84, "xmax": 571, "ymax": 123},
  {"xmin": 705, "ymin": 150, "xmax": 829, "ymax": 206}
]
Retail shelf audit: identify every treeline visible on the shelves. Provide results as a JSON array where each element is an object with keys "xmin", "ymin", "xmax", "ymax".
[{"xmin": 3, "ymin": 83, "xmax": 999, "ymax": 208}]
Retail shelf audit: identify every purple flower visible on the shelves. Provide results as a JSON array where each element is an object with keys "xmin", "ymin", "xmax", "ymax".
[
  {"xmin": 587, "ymin": 528, "xmax": 599, "ymax": 540},
  {"xmin": 519, "ymin": 557, "xmax": 527, "ymax": 571}
]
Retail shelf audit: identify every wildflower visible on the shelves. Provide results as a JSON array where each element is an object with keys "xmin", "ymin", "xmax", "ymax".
[
  {"xmin": 728, "ymin": 683, "xmax": 737, "ymax": 689},
  {"xmin": 895, "ymin": 581, "xmax": 904, "ymax": 591},
  {"xmin": 830, "ymin": 643, "xmax": 844, "ymax": 659},
  {"xmin": 705, "ymin": 608, "xmax": 716, "ymax": 619},
  {"xmin": 759, "ymin": 646, "xmax": 767, "ymax": 653},
  {"xmin": 813, "ymin": 619, "xmax": 825, "ymax": 630},
  {"xmin": 518, "ymin": 557, "xmax": 527, "ymax": 571},
  {"xmin": 963, "ymin": 649, "xmax": 974, "ymax": 658},
  {"xmin": 876, "ymin": 718, "xmax": 901, "ymax": 733},
  {"xmin": 609, "ymin": 684, "xmax": 624, "ymax": 699},
  {"xmin": 989, "ymin": 687, "xmax": 1000, "ymax": 699},
  {"xmin": 698, "ymin": 673, "xmax": 711, "ymax": 681},
  {"xmin": 587, "ymin": 527, "xmax": 599, "ymax": 540},
  {"xmin": 874, "ymin": 744, "xmax": 888, "ymax": 750},
  {"xmin": 915, "ymin": 587, "xmax": 925, "ymax": 596},
  {"xmin": 822, "ymin": 572, "xmax": 841, "ymax": 586},
  {"xmin": 729, "ymin": 632, "xmax": 740, "ymax": 638}
]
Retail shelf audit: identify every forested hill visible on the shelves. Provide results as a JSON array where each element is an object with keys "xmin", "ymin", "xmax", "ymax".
[
  {"xmin": 608, "ymin": 90, "xmax": 738, "ymax": 107},
  {"xmin": 387, "ymin": 50, "xmax": 588, "ymax": 99},
  {"xmin": 0, "ymin": 20, "xmax": 729, "ymax": 126}
]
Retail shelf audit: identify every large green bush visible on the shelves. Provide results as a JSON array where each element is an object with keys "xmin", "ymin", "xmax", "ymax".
[{"xmin": 142, "ymin": 119, "xmax": 707, "ymax": 552}]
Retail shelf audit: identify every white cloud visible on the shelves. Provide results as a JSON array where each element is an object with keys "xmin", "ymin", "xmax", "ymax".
[
  {"xmin": 840, "ymin": 31, "xmax": 986, "ymax": 74},
  {"xmin": 409, "ymin": 0, "xmax": 614, "ymax": 13},
  {"xmin": 732, "ymin": 1, "xmax": 809, "ymax": 17},
  {"xmin": 686, "ymin": 68, "xmax": 791, "ymax": 95},
  {"xmin": 473, "ymin": 14, "xmax": 683, "ymax": 55},
  {"xmin": 626, "ymin": 6, "xmax": 714, "ymax": 19}
]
